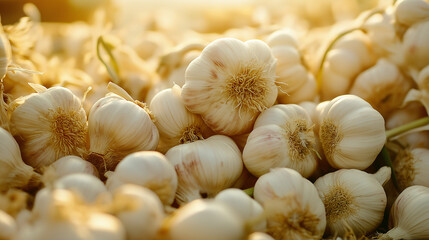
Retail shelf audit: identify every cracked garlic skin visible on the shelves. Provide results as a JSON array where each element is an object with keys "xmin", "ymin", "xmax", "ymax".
[
  {"xmin": 182, "ymin": 38, "xmax": 278, "ymax": 136},
  {"xmin": 243, "ymin": 104, "xmax": 318, "ymax": 178},
  {"xmin": 10, "ymin": 86, "xmax": 87, "ymax": 168},
  {"xmin": 314, "ymin": 168, "xmax": 389, "ymax": 236},
  {"xmin": 318, "ymin": 95, "xmax": 385, "ymax": 170},
  {"xmin": 165, "ymin": 135, "xmax": 243, "ymax": 205},
  {"xmin": 254, "ymin": 168, "xmax": 326, "ymax": 240}
]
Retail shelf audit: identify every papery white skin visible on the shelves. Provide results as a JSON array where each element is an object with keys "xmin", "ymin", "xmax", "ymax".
[
  {"xmin": 50, "ymin": 155, "xmax": 99, "ymax": 178},
  {"xmin": 54, "ymin": 173, "xmax": 107, "ymax": 204},
  {"xmin": 162, "ymin": 199, "xmax": 245, "ymax": 240},
  {"xmin": 394, "ymin": 0, "xmax": 429, "ymax": 27},
  {"xmin": 0, "ymin": 127, "xmax": 40, "ymax": 191},
  {"xmin": 243, "ymin": 104, "xmax": 318, "ymax": 178},
  {"xmin": 0, "ymin": 26, "xmax": 12, "ymax": 80},
  {"xmin": 380, "ymin": 185, "xmax": 429, "ymax": 240},
  {"xmin": 182, "ymin": 38, "xmax": 278, "ymax": 136},
  {"xmin": 402, "ymin": 21, "xmax": 429, "ymax": 70},
  {"xmin": 215, "ymin": 188, "xmax": 266, "ymax": 232},
  {"xmin": 11, "ymin": 86, "xmax": 87, "ymax": 168},
  {"xmin": 393, "ymin": 148, "xmax": 429, "ymax": 190},
  {"xmin": 165, "ymin": 135, "xmax": 243, "ymax": 205},
  {"xmin": 314, "ymin": 168, "xmax": 388, "ymax": 236},
  {"xmin": 106, "ymin": 151, "xmax": 178, "ymax": 205},
  {"xmin": 150, "ymin": 85, "xmax": 213, "ymax": 153},
  {"xmin": 0, "ymin": 210, "xmax": 16, "ymax": 240},
  {"xmin": 247, "ymin": 232, "xmax": 275, "ymax": 240},
  {"xmin": 318, "ymin": 95, "xmax": 385, "ymax": 169},
  {"xmin": 110, "ymin": 184, "xmax": 165, "ymax": 240},
  {"xmin": 254, "ymin": 168, "xmax": 326, "ymax": 240},
  {"xmin": 403, "ymin": 65, "xmax": 429, "ymax": 114}
]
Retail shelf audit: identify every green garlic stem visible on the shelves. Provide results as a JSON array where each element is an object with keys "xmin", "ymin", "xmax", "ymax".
[
  {"xmin": 97, "ymin": 36, "xmax": 120, "ymax": 84},
  {"xmin": 386, "ymin": 116, "xmax": 429, "ymax": 139},
  {"xmin": 243, "ymin": 187, "xmax": 254, "ymax": 197}
]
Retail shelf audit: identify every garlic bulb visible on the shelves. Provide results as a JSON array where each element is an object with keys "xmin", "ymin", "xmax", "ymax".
[
  {"xmin": 243, "ymin": 104, "xmax": 318, "ymax": 178},
  {"xmin": 86, "ymin": 212, "xmax": 126, "ymax": 240},
  {"xmin": 10, "ymin": 86, "xmax": 87, "ymax": 168},
  {"xmin": 0, "ymin": 127, "xmax": 41, "ymax": 192},
  {"xmin": 182, "ymin": 38, "xmax": 278, "ymax": 136},
  {"xmin": 150, "ymin": 85, "xmax": 213, "ymax": 153},
  {"xmin": 393, "ymin": 148, "xmax": 429, "ymax": 190},
  {"xmin": 314, "ymin": 167, "xmax": 390, "ymax": 236},
  {"xmin": 380, "ymin": 185, "xmax": 429, "ymax": 240},
  {"xmin": 165, "ymin": 135, "xmax": 243, "ymax": 205},
  {"xmin": 254, "ymin": 168, "xmax": 326, "ymax": 240},
  {"xmin": 54, "ymin": 173, "xmax": 107, "ymax": 204},
  {"xmin": 49, "ymin": 155, "xmax": 99, "ymax": 178},
  {"xmin": 318, "ymin": 95, "xmax": 385, "ymax": 169},
  {"xmin": 394, "ymin": 0, "xmax": 429, "ymax": 27},
  {"xmin": 106, "ymin": 151, "xmax": 178, "ymax": 205},
  {"xmin": 109, "ymin": 184, "xmax": 165, "ymax": 240},
  {"xmin": 402, "ymin": 20, "xmax": 429, "ymax": 70},
  {"xmin": 215, "ymin": 188, "xmax": 266, "ymax": 232},
  {"xmin": 247, "ymin": 232, "xmax": 275, "ymax": 240},
  {"xmin": 0, "ymin": 209, "xmax": 16, "ymax": 240},
  {"xmin": 87, "ymin": 83, "xmax": 159, "ymax": 176},
  {"xmin": 350, "ymin": 58, "xmax": 411, "ymax": 117},
  {"xmin": 160, "ymin": 199, "xmax": 245, "ymax": 240}
]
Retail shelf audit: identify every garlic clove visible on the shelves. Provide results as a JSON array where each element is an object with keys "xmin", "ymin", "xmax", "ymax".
[
  {"xmin": 393, "ymin": 148, "xmax": 429, "ymax": 190},
  {"xmin": 394, "ymin": 0, "xmax": 429, "ymax": 27},
  {"xmin": 266, "ymin": 30, "xmax": 299, "ymax": 49},
  {"xmin": 49, "ymin": 155, "xmax": 99, "ymax": 178},
  {"xmin": 0, "ymin": 209, "xmax": 16, "ymax": 240},
  {"xmin": 0, "ymin": 26, "xmax": 12, "ymax": 81},
  {"xmin": 87, "ymin": 212, "xmax": 126, "ymax": 240},
  {"xmin": 106, "ymin": 151, "xmax": 178, "ymax": 205},
  {"xmin": 402, "ymin": 20, "xmax": 429, "ymax": 70},
  {"xmin": 165, "ymin": 135, "xmax": 243, "ymax": 205},
  {"xmin": 182, "ymin": 37, "xmax": 278, "ymax": 136},
  {"xmin": 277, "ymin": 73, "xmax": 317, "ymax": 104},
  {"xmin": 254, "ymin": 168, "xmax": 326, "ymax": 240},
  {"xmin": 54, "ymin": 173, "xmax": 107, "ymax": 204}
]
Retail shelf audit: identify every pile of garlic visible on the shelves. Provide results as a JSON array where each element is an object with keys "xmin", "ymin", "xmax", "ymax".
[{"xmin": 0, "ymin": 0, "xmax": 429, "ymax": 239}]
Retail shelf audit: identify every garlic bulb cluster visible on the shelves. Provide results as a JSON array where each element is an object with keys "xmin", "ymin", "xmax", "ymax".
[
  {"xmin": 243, "ymin": 104, "xmax": 318, "ymax": 178},
  {"xmin": 318, "ymin": 95, "xmax": 385, "ymax": 169},
  {"xmin": 254, "ymin": 168, "xmax": 326, "ymax": 240},
  {"xmin": 150, "ymin": 85, "xmax": 213, "ymax": 153},
  {"xmin": 393, "ymin": 148, "xmax": 429, "ymax": 190},
  {"xmin": 54, "ymin": 173, "xmax": 107, "ymax": 204},
  {"xmin": 380, "ymin": 185, "xmax": 429, "ymax": 240},
  {"xmin": 106, "ymin": 151, "xmax": 177, "ymax": 205},
  {"xmin": 394, "ymin": 0, "xmax": 429, "ymax": 27},
  {"xmin": 10, "ymin": 85, "xmax": 87, "ymax": 168},
  {"xmin": 165, "ymin": 135, "xmax": 243, "ymax": 205},
  {"xmin": 0, "ymin": 127, "xmax": 41, "ymax": 192},
  {"xmin": 314, "ymin": 167, "xmax": 390, "ymax": 236},
  {"xmin": 87, "ymin": 83, "xmax": 159, "ymax": 176},
  {"xmin": 49, "ymin": 155, "xmax": 99, "ymax": 178},
  {"xmin": 0, "ymin": 209, "xmax": 16, "ymax": 240},
  {"xmin": 267, "ymin": 30, "xmax": 317, "ymax": 104},
  {"xmin": 182, "ymin": 38, "xmax": 278, "ymax": 136}
]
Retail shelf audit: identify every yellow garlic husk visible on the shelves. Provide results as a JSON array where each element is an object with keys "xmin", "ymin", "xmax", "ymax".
[
  {"xmin": 393, "ymin": 148, "xmax": 429, "ymax": 190},
  {"xmin": 110, "ymin": 185, "xmax": 165, "ymax": 240},
  {"xmin": 402, "ymin": 20, "xmax": 429, "ymax": 70},
  {"xmin": 150, "ymin": 85, "xmax": 213, "ymax": 153},
  {"xmin": 0, "ymin": 209, "xmax": 16, "ymax": 240},
  {"xmin": 243, "ymin": 104, "xmax": 318, "ymax": 178},
  {"xmin": 254, "ymin": 168, "xmax": 326, "ymax": 240},
  {"xmin": 214, "ymin": 188, "xmax": 266, "ymax": 233},
  {"xmin": 54, "ymin": 173, "xmax": 107, "ymax": 204},
  {"xmin": 350, "ymin": 58, "xmax": 411, "ymax": 117},
  {"xmin": 10, "ymin": 86, "xmax": 87, "ymax": 168},
  {"xmin": 182, "ymin": 38, "xmax": 278, "ymax": 136},
  {"xmin": 3, "ymin": 59, "xmax": 41, "ymax": 100},
  {"xmin": 381, "ymin": 185, "xmax": 429, "ymax": 240},
  {"xmin": 0, "ymin": 127, "xmax": 41, "ymax": 192},
  {"xmin": 394, "ymin": 0, "xmax": 429, "ymax": 27},
  {"xmin": 87, "ymin": 85, "xmax": 159, "ymax": 176},
  {"xmin": 159, "ymin": 199, "xmax": 246, "ymax": 240},
  {"xmin": 106, "ymin": 151, "xmax": 178, "ymax": 206},
  {"xmin": 49, "ymin": 155, "xmax": 99, "ymax": 178},
  {"xmin": 165, "ymin": 135, "xmax": 243, "ymax": 205},
  {"xmin": 318, "ymin": 95, "xmax": 386, "ymax": 170},
  {"xmin": 314, "ymin": 168, "xmax": 389, "ymax": 236}
]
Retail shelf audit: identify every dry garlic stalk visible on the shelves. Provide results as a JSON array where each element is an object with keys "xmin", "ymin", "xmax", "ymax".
[
  {"xmin": 150, "ymin": 85, "xmax": 213, "ymax": 153},
  {"xmin": 318, "ymin": 95, "xmax": 385, "ymax": 169},
  {"xmin": 49, "ymin": 155, "xmax": 99, "ymax": 178},
  {"xmin": 379, "ymin": 185, "xmax": 429, "ymax": 240},
  {"xmin": 182, "ymin": 38, "xmax": 278, "ymax": 136},
  {"xmin": 243, "ymin": 104, "xmax": 318, "ymax": 178},
  {"xmin": 254, "ymin": 168, "xmax": 326, "ymax": 240},
  {"xmin": 0, "ymin": 127, "xmax": 41, "ymax": 192},
  {"xmin": 314, "ymin": 167, "xmax": 390, "ymax": 236},
  {"xmin": 10, "ymin": 85, "xmax": 87, "ymax": 168},
  {"xmin": 165, "ymin": 135, "xmax": 243, "ymax": 205},
  {"xmin": 393, "ymin": 148, "xmax": 429, "ymax": 190},
  {"xmin": 54, "ymin": 173, "xmax": 107, "ymax": 204},
  {"xmin": 0, "ymin": 209, "xmax": 16, "ymax": 240},
  {"xmin": 106, "ymin": 151, "xmax": 178, "ymax": 205},
  {"xmin": 159, "ymin": 199, "xmax": 245, "ymax": 240},
  {"xmin": 87, "ymin": 82, "xmax": 159, "ymax": 176}
]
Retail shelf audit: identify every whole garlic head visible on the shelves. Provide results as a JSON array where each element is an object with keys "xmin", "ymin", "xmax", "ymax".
[
  {"xmin": 393, "ymin": 148, "xmax": 429, "ymax": 190},
  {"xmin": 54, "ymin": 173, "xmax": 107, "ymax": 204},
  {"xmin": 318, "ymin": 95, "xmax": 385, "ymax": 169},
  {"xmin": 49, "ymin": 155, "xmax": 99, "ymax": 178},
  {"xmin": 314, "ymin": 168, "xmax": 389, "ymax": 236},
  {"xmin": 243, "ymin": 104, "xmax": 318, "ymax": 178},
  {"xmin": 182, "ymin": 38, "xmax": 278, "ymax": 136},
  {"xmin": 10, "ymin": 86, "xmax": 87, "ymax": 168},
  {"xmin": 254, "ymin": 168, "xmax": 326, "ymax": 240},
  {"xmin": 165, "ymin": 135, "xmax": 243, "ymax": 205},
  {"xmin": 402, "ymin": 20, "xmax": 429, "ymax": 70}
]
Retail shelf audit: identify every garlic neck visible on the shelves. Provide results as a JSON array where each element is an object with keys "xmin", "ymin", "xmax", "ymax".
[
  {"xmin": 179, "ymin": 126, "xmax": 204, "ymax": 144},
  {"xmin": 372, "ymin": 166, "xmax": 392, "ymax": 186}
]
